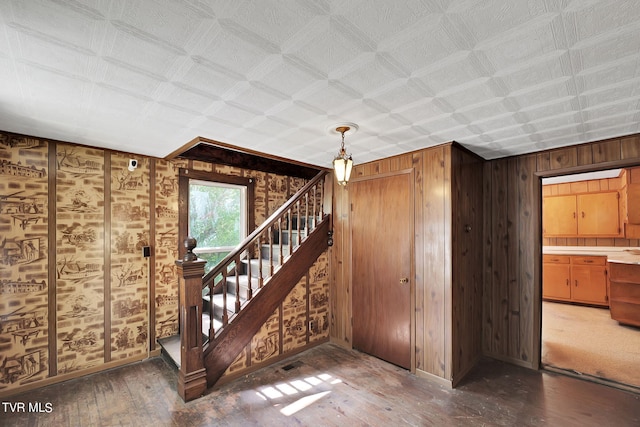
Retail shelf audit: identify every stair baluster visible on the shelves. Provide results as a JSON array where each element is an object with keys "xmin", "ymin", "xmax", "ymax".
[
  {"xmin": 234, "ymin": 255, "xmax": 241, "ymax": 313},
  {"xmin": 222, "ymin": 268, "xmax": 229, "ymax": 326},
  {"xmin": 246, "ymin": 245, "xmax": 253, "ymax": 300},
  {"xmin": 296, "ymin": 199, "xmax": 302, "ymax": 247},
  {"xmin": 257, "ymin": 234, "xmax": 264, "ymax": 289},
  {"xmin": 269, "ymin": 223, "xmax": 274, "ymax": 276},
  {"xmin": 279, "ymin": 215, "xmax": 284, "ymax": 266},
  {"xmin": 304, "ymin": 191, "xmax": 309, "ymax": 240},
  {"xmin": 207, "ymin": 281, "xmax": 214, "ymax": 339}
]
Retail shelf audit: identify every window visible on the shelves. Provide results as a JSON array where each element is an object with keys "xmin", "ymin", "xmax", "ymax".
[{"xmin": 188, "ymin": 179, "xmax": 247, "ymax": 275}]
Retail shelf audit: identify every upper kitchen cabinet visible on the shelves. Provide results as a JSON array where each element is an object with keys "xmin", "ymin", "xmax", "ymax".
[
  {"xmin": 622, "ymin": 166, "xmax": 640, "ymax": 238},
  {"xmin": 577, "ymin": 192, "xmax": 621, "ymax": 236},
  {"xmin": 543, "ymin": 192, "xmax": 621, "ymax": 237},
  {"xmin": 543, "ymin": 173, "xmax": 623, "ymax": 238},
  {"xmin": 543, "ymin": 195, "xmax": 577, "ymax": 236}
]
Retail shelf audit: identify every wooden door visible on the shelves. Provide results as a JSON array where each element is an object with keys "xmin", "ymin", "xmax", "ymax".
[
  {"xmin": 543, "ymin": 195, "xmax": 576, "ymax": 236},
  {"xmin": 577, "ymin": 192, "xmax": 620, "ymax": 236},
  {"xmin": 351, "ymin": 172, "xmax": 412, "ymax": 369}
]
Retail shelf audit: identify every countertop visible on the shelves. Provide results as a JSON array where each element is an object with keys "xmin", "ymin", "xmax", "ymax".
[{"xmin": 543, "ymin": 246, "xmax": 640, "ymax": 265}]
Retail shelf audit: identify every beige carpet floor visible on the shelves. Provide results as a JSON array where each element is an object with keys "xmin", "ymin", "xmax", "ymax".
[{"xmin": 542, "ymin": 301, "xmax": 640, "ymax": 389}]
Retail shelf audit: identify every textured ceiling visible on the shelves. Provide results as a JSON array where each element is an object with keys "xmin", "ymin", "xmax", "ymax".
[{"xmin": 1, "ymin": 1, "xmax": 640, "ymax": 168}]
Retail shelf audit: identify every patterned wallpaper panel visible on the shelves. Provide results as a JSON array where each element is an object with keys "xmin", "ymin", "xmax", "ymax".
[
  {"xmin": 154, "ymin": 159, "xmax": 182, "ymax": 341},
  {"xmin": 109, "ymin": 153, "xmax": 149, "ymax": 360},
  {"xmin": 55, "ymin": 144, "xmax": 105, "ymax": 374},
  {"xmin": 0, "ymin": 135, "xmax": 49, "ymax": 390}
]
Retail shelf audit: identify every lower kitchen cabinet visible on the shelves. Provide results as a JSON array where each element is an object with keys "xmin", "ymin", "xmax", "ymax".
[
  {"xmin": 608, "ymin": 262, "xmax": 640, "ymax": 327},
  {"xmin": 543, "ymin": 254, "xmax": 608, "ymax": 306}
]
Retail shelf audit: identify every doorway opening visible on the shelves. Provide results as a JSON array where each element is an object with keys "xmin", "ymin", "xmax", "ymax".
[{"xmin": 540, "ymin": 167, "xmax": 640, "ymax": 392}]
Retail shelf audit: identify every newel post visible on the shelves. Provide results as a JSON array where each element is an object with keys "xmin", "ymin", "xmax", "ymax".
[{"xmin": 175, "ymin": 237, "xmax": 207, "ymax": 401}]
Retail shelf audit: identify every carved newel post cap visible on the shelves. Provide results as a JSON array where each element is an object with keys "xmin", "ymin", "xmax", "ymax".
[{"xmin": 183, "ymin": 236, "xmax": 198, "ymax": 261}]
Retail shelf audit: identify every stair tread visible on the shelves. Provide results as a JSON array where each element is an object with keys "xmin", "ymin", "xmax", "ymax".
[
  {"xmin": 211, "ymin": 293, "xmax": 245, "ymax": 305},
  {"xmin": 225, "ymin": 275, "xmax": 261, "ymax": 287}
]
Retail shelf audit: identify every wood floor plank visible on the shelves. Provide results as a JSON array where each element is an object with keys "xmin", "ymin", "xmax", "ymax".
[{"xmin": 1, "ymin": 343, "xmax": 639, "ymax": 426}]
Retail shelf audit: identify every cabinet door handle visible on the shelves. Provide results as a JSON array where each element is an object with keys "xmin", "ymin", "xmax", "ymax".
[
  {"xmin": 584, "ymin": 260, "xmax": 593, "ymax": 264},
  {"xmin": 566, "ymin": 279, "xmax": 569, "ymax": 286},
  {"xmin": 573, "ymin": 212, "xmax": 576, "ymax": 219},
  {"xmin": 575, "ymin": 280, "xmax": 578, "ymax": 287},
  {"xmin": 581, "ymin": 211, "xmax": 585, "ymax": 218}
]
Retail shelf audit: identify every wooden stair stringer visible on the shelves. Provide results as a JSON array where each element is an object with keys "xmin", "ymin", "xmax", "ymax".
[{"xmin": 203, "ymin": 216, "xmax": 330, "ymax": 388}]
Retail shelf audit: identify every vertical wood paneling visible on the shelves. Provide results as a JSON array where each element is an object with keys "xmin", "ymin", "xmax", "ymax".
[
  {"xmin": 517, "ymin": 155, "xmax": 539, "ymax": 366},
  {"xmin": 537, "ymin": 152, "xmax": 550, "ymax": 172},
  {"xmin": 490, "ymin": 160, "xmax": 509, "ymax": 356},
  {"xmin": 399, "ymin": 154, "xmax": 413, "ymax": 170},
  {"xmin": 577, "ymin": 145, "xmax": 593, "ymax": 166},
  {"xmin": 593, "ymin": 139, "xmax": 621, "ymax": 163},
  {"xmin": 450, "ymin": 148, "xmax": 483, "ymax": 384},
  {"xmin": 330, "ymin": 184, "xmax": 351, "ymax": 347},
  {"xmin": 549, "ymin": 147, "xmax": 578, "ymax": 170},
  {"xmin": 422, "ymin": 147, "xmax": 447, "ymax": 377},
  {"xmin": 507, "ymin": 158, "xmax": 520, "ymax": 361},
  {"xmin": 621, "ymin": 135, "xmax": 640, "ymax": 159},
  {"xmin": 482, "ymin": 162, "xmax": 493, "ymax": 355},
  {"xmin": 443, "ymin": 147, "xmax": 453, "ymax": 381},
  {"xmin": 413, "ymin": 152, "xmax": 425, "ymax": 371}
]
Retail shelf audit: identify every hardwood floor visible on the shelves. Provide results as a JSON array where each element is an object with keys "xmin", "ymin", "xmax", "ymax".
[{"xmin": 2, "ymin": 343, "xmax": 639, "ymax": 426}]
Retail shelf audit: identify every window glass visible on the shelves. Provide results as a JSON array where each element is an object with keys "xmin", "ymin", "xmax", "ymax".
[{"xmin": 189, "ymin": 179, "xmax": 246, "ymax": 274}]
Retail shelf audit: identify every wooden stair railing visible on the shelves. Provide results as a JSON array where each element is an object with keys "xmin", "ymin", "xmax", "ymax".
[{"xmin": 175, "ymin": 170, "xmax": 332, "ymax": 401}]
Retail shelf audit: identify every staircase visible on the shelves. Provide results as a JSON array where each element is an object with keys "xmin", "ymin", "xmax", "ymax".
[
  {"xmin": 159, "ymin": 171, "xmax": 331, "ymax": 400},
  {"xmin": 201, "ymin": 217, "xmax": 314, "ymax": 338}
]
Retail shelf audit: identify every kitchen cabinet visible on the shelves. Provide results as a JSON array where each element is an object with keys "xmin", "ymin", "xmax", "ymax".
[
  {"xmin": 542, "ymin": 255, "xmax": 571, "ymax": 300},
  {"xmin": 543, "ymin": 255, "xmax": 608, "ymax": 306},
  {"xmin": 577, "ymin": 192, "xmax": 620, "ymax": 236},
  {"xmin": 608, "ymin": 261, "xmax": 640, "ymax": 327},
  {"xmin": 623, "ymin": 167, "xmax": 640, "ymax": 238},
  {"xmin": 542, "ymin": 191, "xmax": 621, "ymax": 237},
  {"xmin": 543, "ymin": 196, "xmax": 577, "ymax": 236}
]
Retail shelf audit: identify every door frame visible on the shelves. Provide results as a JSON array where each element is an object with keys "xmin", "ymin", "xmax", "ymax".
[
  {"xmin": 536, "ymin": 159, "xmax": 640, "ymax": 373},
  {"xmin": 348, "ymin": 168, "xmax": 416, "ymax": 372}
]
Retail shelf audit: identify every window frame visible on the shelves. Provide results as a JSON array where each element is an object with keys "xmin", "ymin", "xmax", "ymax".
[{"xmin": 178, "ymin": 168, "xmax": 255, "ymax": 263}]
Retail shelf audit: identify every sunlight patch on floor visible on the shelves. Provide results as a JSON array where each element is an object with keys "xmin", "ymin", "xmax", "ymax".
[
  {"xmin": 254, "ymin": 372, "xmax": 340, "ymax": 416},
  {"xmin": 280, "ymin": 391, "xmax": 331, "ymax": 416}
]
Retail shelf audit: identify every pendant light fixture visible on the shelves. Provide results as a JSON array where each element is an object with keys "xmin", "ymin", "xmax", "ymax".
[{"xmin": 331, "ymin": 123, "xmax": 357, "ymax": 186}]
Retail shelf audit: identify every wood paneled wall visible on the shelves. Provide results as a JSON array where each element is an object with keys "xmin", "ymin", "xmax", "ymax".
[
  {"xmin": 484, "ymin": 134, "xmax": 640, "ymax": 368},
  {"xmin": 330, "ymin": 142, "xmax": 484, "ymax": 386},
  {"xmin": 450, "ymin": 147, "xmax": 484, "ymax": 383}
]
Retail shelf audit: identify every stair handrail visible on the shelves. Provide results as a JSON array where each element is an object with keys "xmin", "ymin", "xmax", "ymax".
[{"xmin": 201, "ymin": 170, "xmax": 328, "ymax": 288}]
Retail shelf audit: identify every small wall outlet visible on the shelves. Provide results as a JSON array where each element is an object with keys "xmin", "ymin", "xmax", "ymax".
[
  {"xmin": 308, "ymin": 320, "xmax": 314, "ymax": 331},
  {"xmin": 142, "ymin": 246, "xmax": 151, "ymax": 258}
]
